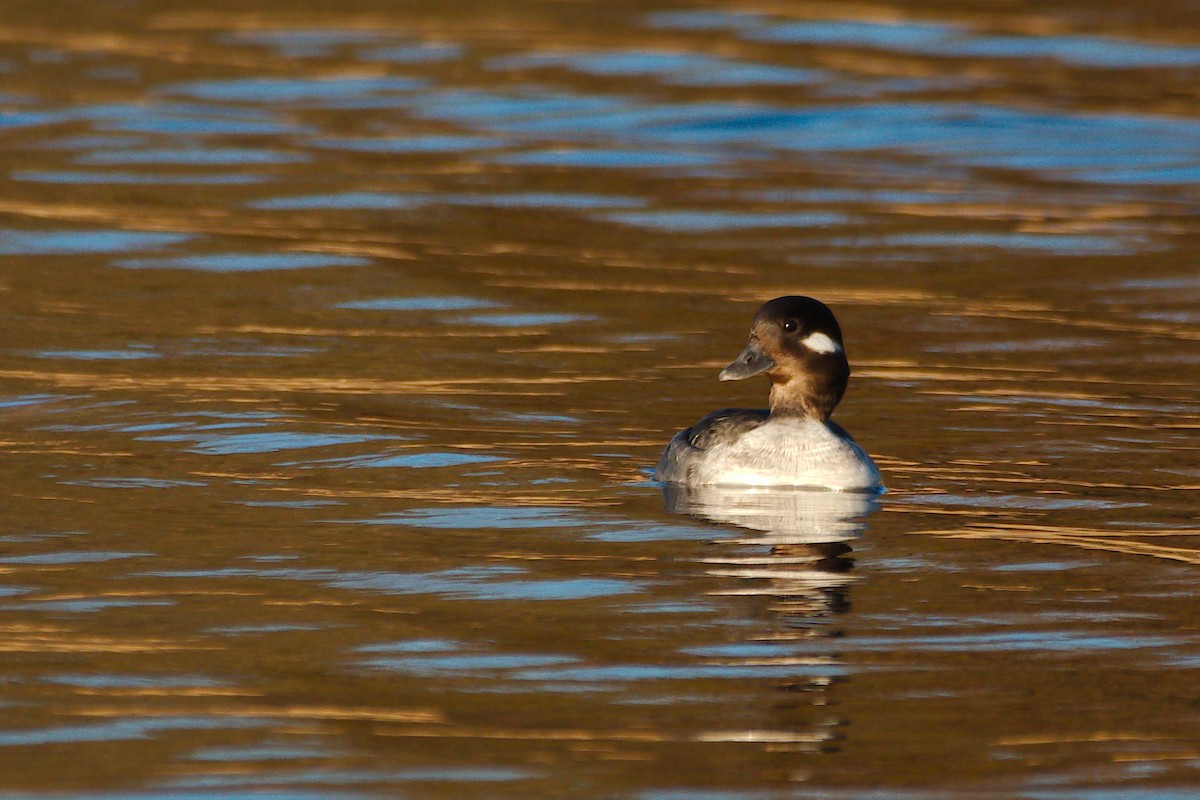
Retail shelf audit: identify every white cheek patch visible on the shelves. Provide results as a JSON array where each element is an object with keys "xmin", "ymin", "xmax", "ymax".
[{"xmin": 801, "ymin": 331, "xmax": 841, "ymax": 355}]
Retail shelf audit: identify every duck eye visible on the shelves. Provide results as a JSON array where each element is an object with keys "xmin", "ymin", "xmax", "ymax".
[{"xmin": 782, "ymin": 319, "xmax": 798, "ymax": 333}]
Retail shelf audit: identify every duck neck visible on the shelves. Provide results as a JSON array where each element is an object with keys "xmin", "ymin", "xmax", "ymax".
[{"xmin": 768, "ymin": 380, "xmax": 835, "ymax": 421}]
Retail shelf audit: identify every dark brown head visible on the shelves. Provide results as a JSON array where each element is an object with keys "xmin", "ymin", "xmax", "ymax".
[{"xmin": 718, "ymin": 296, "xmax": 850, "ymax": 419}]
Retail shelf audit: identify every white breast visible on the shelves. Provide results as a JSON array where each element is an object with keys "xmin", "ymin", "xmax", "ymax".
[{"xmin": 690, "ymin": 417, "xmax": 883, "ymax": 491}]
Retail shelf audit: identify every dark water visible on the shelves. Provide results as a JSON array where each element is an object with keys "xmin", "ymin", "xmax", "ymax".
[{"xmin": 1, "ymin": 0, "xmax": 1199, "ymax": 796}]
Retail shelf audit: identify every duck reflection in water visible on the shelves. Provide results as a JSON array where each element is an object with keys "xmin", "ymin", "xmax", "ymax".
[
  {"xmin": 663, "ymin": 483, "xmax": 879, "ymax": 622},
  {"xmin": 661, "ymin": 484, "xmax": 879, "ymax": 752}
]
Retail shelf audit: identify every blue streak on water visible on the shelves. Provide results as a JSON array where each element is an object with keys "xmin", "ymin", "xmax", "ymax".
[
  {"xmin": 514, "ymin": 663, "xmax": 848, "ymax": 681},
  {"xmin": 938, "ymin": 33, "xmax": 1200, "ymax": 68},
  {"xmin": 29, "ymin": 348, "xmax": 160, "ymax": 361},
  {"xmin": 45, "ymin": 674, "xmax": 225, "ymax": 688},
  {"xmin": 3, "ymin": 791, "xmax": 369, "ymax": 800},
  {"xmin": 454, "ymin": 192, "xmax": 647, "ymax": 209},
  {"xmin": 359, "ymin": 43, "xmax": 466, "ymax": 63},
  {"xmin": 240, "ymin": 499, "xmax": 344, "ymax": 508},
  {"xmin": 408, "ymin": 85, "xmax": 1200, "ymax": 185},
  {"xmin": 207, "ymin": 624, "xmax": 324, "ymax": 634},
  {"xmin": 836, "ymin": 232, "xmax": 1136, "ymax": 255},
  {"xmin": 449, "ymin": 312, "xmax": 596, "ymax": 326},
  {"xmin": 1024, "ymin": 791, "xmax": 1200, "ymax": 800},
  {"xmin": 585, "ymin": 524, "xmax": 725, "ymax": 543},
  {"xmin": 330, "ymin": 569, "xmax": 639, "ymax": 601},
  {"xmin": 371, "ymin": 506, "xmax": 596, "ymax": 529},
  {"xmin": 221, "ymin": 28, "xmax": 388, "ymax": 58},
  {"xmin": 0, "ymin": 230, "xmax": 193, "ymax": 255},
  {"xmin": 187, "ymin": 743, "xmax": 334, "ymax": 761},
  {"xmin": 682, "ymin": 643, "xmax": 803, "ymax": 658},
  {"xmin": 358, "ymin": 653, "xmax": 577, "ymax": 674},
  {"xmin": 354, "ymin": 639, "xmax": 461, "ymax": 653},
  {"xmin": 338, "ymin": 296, "xmax": 502, "ymax": 311},
  {"xmin": 0, "ymin": 393, "xmax": 67, "ymax": 409},
  {"xmin": 745, "ymin": 18, "xmax": 961, "ymax": 49},
  {"xmin": 248, "ymin": 192, "xmax": 425, "ymax": 210},
  {"xmin": 8, "ymin": 598, "xmax": 175, "ymax": 613},
  {"xmin": 726, "ymin": 16, "xmax": 1200, "ymax": 68},
  {"xmin": 116, "ymin": 253, "xmax": 372, "ymax": 272},
  {"xmin": 600, "ymin": 209, "xmax": 847, "ymax": 231},
  {"xmin": 494, "ymin": 148, "xmax": 730, "ymax": 169},
  {"xmin": 137, "ymin": 431, "xmax": 389, "ymax": 455},
  {"xmin": 0, "ymin": 109, "xmax": 58, "ymax": 130},
  {"xmin": 159, "ymin": 76, "xmax": 427, "ymax": 104},
  {"xmin": 309, "ymin": 135, "xmax": 507, "ymax": 153},
  {"xmin": 490, "ymin": 50, "xmax": 824, "ymax": 86},
  {"xmin": 0, "ymin": 551, "xmax": 152, "ymax": 565},
  {"xmin": 14, "ymin": 171, "xmax": 266, "ymax": 185},
  {"xmin": 80, "ymin": 101, "xmax": 305, "ymax": 135},
  {"xmin": 294, "ymin": 452, "xmax": 504, "ymax": 469},
  {"xmin": 902, "ymin": 493, "xmax": 1141, "ymax": 511},
  {"xmin": 144, "ymin": 565, "xmax": 641, "ymax": 601},
  {"xmin": 0, "ymin": 716, "xmax": 271, "ymax": 747},
  {"xmin": 78, "ymin": 147, "xmax": 307, "ymax": 166},
  {"xmin": 67, "ymin": 477, "xmax": 207, "ymax": 489},
  {"xmin": 165, "ymin": 766, "xmax": 536, "ymax": 789},
  {"xmin": 837, "ymin": 631, "xmax": 1182, "ymax": 653}
]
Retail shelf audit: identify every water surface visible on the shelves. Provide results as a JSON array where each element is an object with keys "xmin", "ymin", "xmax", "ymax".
[{"xmin": 1, "ymin": 0, "xmax": 1199, "ymax": 797}]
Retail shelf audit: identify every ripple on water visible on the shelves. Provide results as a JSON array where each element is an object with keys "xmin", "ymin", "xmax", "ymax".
[
  {"xmin": 492, "ymin": 148, "xmax": 731, "ymax": 169},
  {"xmin": 458, "ymin": 191, "xmax": 647, "ymax": 209},
  {"xmin": 163, "ymin": 766, "xmax": 537, "ymax": 790},
  {"xmin": 139, "ymin": 431, "xmax": 392, "ymax": 455},
  {"xmin": 0, "ymin": 229, "xmax": 193, "ymax": 255},
  {"xmin": 0, "ymin": 394, "xmax": 69, "ymax": 409},
  {"xmin": 354, "ymin": 638, "xmax": 461, "ymax": 653},
  {"xmin": 337, "ymin": 296, "xmax": 502, "ymax": 311},
  {"xmin": 309, "ymin": 134, "xmax": 507, "ymax": 153},
  {"xmin": 14, "ymin": 171, "xmax": 267, "ymax": 185},
  {"xmin": 7, "ymin": 598, "xmax": 175, "ymax": 613},
  {"xmin": 0, "ymin": 716, "xmax": 272, "ymax": 747},
  {"xmin": 115, "ymin": 253, "xmax": 372, "ymax": 272},
  {"xmin": 248, "ymin": 191, "xmax": 425, "ymax": 210},
  {"xmin": 65, "ymin": 477, "xmax": 207, "ymax": 489},
  {"xmin": 654, "ymin": 13, "xmax": 1200, "ymax": 69},
  {"xmin": 85, "ymin": 103, "xmax": 305, "ymax": 136},
  {"xmin": 827, "ymin": 231, "xmax": 1141, "ymax": 255},
  {"xmin": 187, "ymin": 742, "xmax": 335, "ymax": 761},
  {"xmin": 902, "ymin": 493, "xmax": 1144, "ymax": 511},
  {"xmin": 45, "ymin": 674, "xmax": 226, "ymax": 688},
  {"xmin": 159, "ymin": 76, "xmax": 428, "ymax": 105},
  {"xmin": 367, "ymin": 506, "xmax": 594, "ymax": 529},
  {"xmin": 0, "ymin": 551, "xmax": 152, "ymax": 565},
  {"xmin": 77, "ymin": 147, "xmax": 308, "ymax": 166},
  {"xmin": 423, "ymin": 85, "xmax": 1200, "ymax": 186},
  {"xmin": 27, "ymin": 347, "xmax": 160, "ymax": 361},
  {"xmin": 220, "ymin": 28, "xmax": 389, "ymax": 58},
  {"xmin": 359, "ymin": 42, "xmax": 466, "ymax": 64},
  {"xmin": 835, "ymin": 630, "xmax": 1185, "ymax": 654},
  {"xmin": 292, "ymin": 452, "xmax": 504, "ymax": 469},
  {"xmin": 145, "ymin": 565, "xmax": 641, "ymax": 602},
  {"xmin": 489, "ymin": 50, "xmax": 825, "ymax": 86},
  {"xmin": 449, "ymin": 312, "xmax": 596, "ymax": 326},
  {"xmin": 357, "ymin": 652, "xmax": 578, "ymax": 676},
  {"xmin": 599, "ymin": 209, "xmax": 848, "ymax": 231}
]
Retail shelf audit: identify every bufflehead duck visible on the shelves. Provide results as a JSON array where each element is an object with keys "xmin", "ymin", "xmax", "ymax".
[{"xmin": 653, "ymin": 296, "xmax": 883, "ymax": 491}]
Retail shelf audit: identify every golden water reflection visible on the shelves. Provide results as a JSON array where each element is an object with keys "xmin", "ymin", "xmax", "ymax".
[{"xmin": 1, "ymin": 0, "xmax": 1199, "ymax": 795}]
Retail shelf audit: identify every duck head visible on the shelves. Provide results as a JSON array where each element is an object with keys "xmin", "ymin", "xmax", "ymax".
[{"xmin": 719, "ymin": 295, "xmax": 850, "ymax": 420}]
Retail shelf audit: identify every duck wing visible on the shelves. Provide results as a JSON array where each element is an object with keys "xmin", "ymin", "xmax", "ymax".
[{"xmin": 653, "ymin": 408, "xmax": 769, "ymax": 483}]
